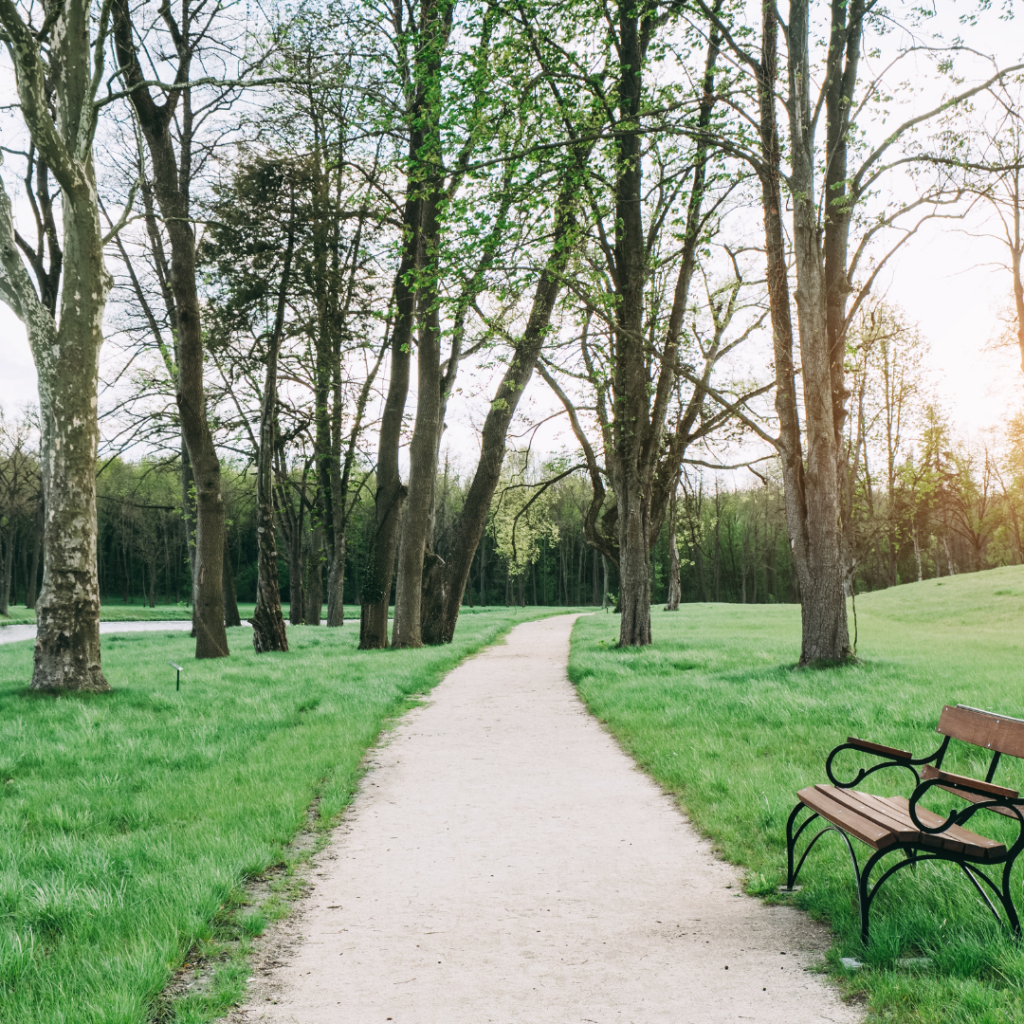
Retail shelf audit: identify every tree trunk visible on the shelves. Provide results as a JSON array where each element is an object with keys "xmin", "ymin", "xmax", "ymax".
[
  {"xmin": 326, "ymin": 533, "xmax": 346, "ymax": 627},
  {"xmin": 391, "ymin": 285, "xmax": 442, "ymax": 647},
  {"xmin": 392, "ymin": 19, "xmax": 447, "ymax": 649},
  {"xmin": 750, "ymin": 0, "xmax": 851, "ymax": 665},
  {"xmin": 0, "ymin": 528, "xmax": 14, "ymax": 616},
  {"xmin": 784, "ymin": 0, "xmax": 851, "ymax": 663},
  {"xmin": 288, "ymin": 517, "xmax": 305, "ymax": 626},
  {"xmin": 25, "ymin": 500, "xmax": 41, "ymax": 610},
  {"xmin": 181, "ymin": 440, "xmax": 198, "ymax": 635},
  {"xmin": 30, "ymin": 198, "xmax": 109, "ymax": 690},
  {"xmin": 222, "ymin": 545, "xmax": 241, "ymax": 627},
  {"xmin": 0, "ymin": 1, "xmax": 110, "ymax": 691},
  {"xmin": 358, "ymin": 187, "xmax": 418, "ymax": 649},
  {"xmin": 113, "ymin": 3, "xmax": 227, "ymax": 659},
  {"xmin": 304, "ymin": 526, "xmax": 324, "ymax": 626},
  {"xmin": 248, "ymin": 228, "xmax": 292, "ymax": 654},
  {"xmin": 665, "ymin": 487, "xmax": 681, "ymax": 611},
  {"xmin": 418, "ymin": 163, "xmax": 585, "ymax": 643}
]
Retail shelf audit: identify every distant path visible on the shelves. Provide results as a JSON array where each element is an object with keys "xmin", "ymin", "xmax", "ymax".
[
  {"xmin": 230, "ymin": 614, "xmax": 859, "ymax": 1024},
  {"xmin": 0, "ymin": 620, "xmax": 253, "ymax": 645}
]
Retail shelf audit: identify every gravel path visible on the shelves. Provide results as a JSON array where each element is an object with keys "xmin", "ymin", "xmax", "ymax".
[
  {"xmin": 0, "ymin": 619, "xmax": 202, "ymax": 644},
  {"xmin": 230, "ymin": 613, "xmax": 859, "ymax": 1024}
]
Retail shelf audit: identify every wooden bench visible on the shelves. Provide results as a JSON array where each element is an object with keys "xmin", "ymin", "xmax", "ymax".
[{"xmin": 784, "ymin": 704, "xmax": 1024, "ymax": 942}]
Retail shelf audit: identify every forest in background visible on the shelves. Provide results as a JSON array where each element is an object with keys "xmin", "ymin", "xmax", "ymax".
[
  {"xmin": 2, "ymin": 351, "xmax": 1023, "ymax": 618},
  {"xmin": 3, "ymin": 0, "xmax": 1024, "ymax": 687}
]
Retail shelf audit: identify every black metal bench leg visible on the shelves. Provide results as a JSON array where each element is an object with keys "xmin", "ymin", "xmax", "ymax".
[
  {"xmin": 1001, "ymin": 861, "xmax": 1022, "ymax": 939},
  {"xmin": 785, "ymin": 802, "xmax": 805, "ymax": 889},
  {"xmin": 856, "ymin": 849, "xmax": 875, "ymax": 944}
]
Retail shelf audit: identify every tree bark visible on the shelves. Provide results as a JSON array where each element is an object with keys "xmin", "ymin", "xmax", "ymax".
[
  {"xmin": 358, "ymin": 192, "xmax": 418, "ymax": 647},
  {"xmin": 0, "ymin": 526, "xmax": 14, "ymax": 617},
  {"xmin": 113, "ymin": 0, "xmax": 228, "ymax": 659},
  {"xmin": 222, "ymin": 544, "xmax": 241, "ymax": 627},
  {"xmin": 665, "ymin": 486, "xmax": 681, "ymax": 611},
  {"xmin": 304, "ymin": 526, "xmax": 324, "ymax": 626},
  {"xmin": 0, "ymin": 0, "xmax": 110, "ymax": 691},
  {"xmin": 248, "ymin": 213, "xmax": 294, "ymax": 654},
  {"xmin": 779, "ymin": 0, "xmax": 852, "ymax": 662}
]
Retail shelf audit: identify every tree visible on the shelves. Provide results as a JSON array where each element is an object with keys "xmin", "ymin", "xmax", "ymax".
[
  {"xmin": 692, "ymin": 0, "xmax": 1023, "ymax": 663},
  {"xmin": 112, "ymin": 0, "xmax": 239, "ymax": 658},
  {"xmin": 0, "ymin": 0, "xmax": 113, "ymax": 691},
  {"xmin": 202, "ymin": 156, "xmax": 302, "ymax": 650}
]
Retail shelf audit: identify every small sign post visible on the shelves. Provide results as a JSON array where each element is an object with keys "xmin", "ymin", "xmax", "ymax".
[{"xmin": 168, "ymin": 661, "xmax": 183, "ymax": 691}]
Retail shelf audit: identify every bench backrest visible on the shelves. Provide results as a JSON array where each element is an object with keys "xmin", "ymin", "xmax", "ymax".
[{"xmin": 937, "ymin": 704, "xmax": 1024, "ymax": 759}]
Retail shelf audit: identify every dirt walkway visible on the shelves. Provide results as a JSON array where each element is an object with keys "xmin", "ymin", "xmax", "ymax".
[
  {"xmin": 231, "ymin": 614, "xmax": 859, "ymax": 1024},
  {"xmin": 0, "ymin": 620, "xmax": 198, "ymax": 644}
]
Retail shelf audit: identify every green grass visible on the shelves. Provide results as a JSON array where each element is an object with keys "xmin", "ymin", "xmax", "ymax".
[
  {"xmin": 569, "ymin": 565, "xmax": 1024, "ymax": 1024},
  {"xmin": 0, "ymin": 605, "xmax": 564, "ymax": 1024}
]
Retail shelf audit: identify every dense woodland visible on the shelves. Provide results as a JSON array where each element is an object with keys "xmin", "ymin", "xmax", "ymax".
[
  {"xmin": 2, "ymin": 0, "xmax": 1024, "ymax": 688},
  {"xmin": 2, "ymin": 380, "xmax": 1023, "ymax": 617}
]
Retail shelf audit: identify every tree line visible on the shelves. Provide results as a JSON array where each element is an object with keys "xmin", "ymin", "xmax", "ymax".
[{"xmin": 2, "ymin": 0, "xmax": 1023, "ymax": 691}]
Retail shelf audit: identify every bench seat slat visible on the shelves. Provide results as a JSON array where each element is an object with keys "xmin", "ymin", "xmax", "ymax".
[
  {"xmin": 797, "ymin": 786, "xmax": 896, "ymax": 850},
  {"xmin": 833, "ymin": 790, "xmax": 957, "ymax": 852},
  {"xmin": 797, "ymin": 786, "xmax": 1006, "ymax": 861},
  {"xmin": 887, "ymin": 796, "xmax": 1006, "ymax": 859}
]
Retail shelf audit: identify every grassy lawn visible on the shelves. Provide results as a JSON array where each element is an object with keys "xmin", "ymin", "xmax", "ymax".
[
  {"xmin": 569, "ymin": 565, "xmax": 1024, "ymax": 1024},
  {"xmin": 0, "ymin": 605, "xmax": 562, "ymax": 1024}
]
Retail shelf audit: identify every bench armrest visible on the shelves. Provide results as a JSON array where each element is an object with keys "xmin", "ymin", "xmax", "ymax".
[
  {"xmin": 825, "ymin": 735, "xmax": 924, "ymax": 790},
  {"xmin": 845, "ymin": 737, "xmax": 913, "ymax": 760}
]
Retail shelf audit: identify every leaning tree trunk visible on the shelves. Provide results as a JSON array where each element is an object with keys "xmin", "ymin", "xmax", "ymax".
[
  {"xmin": 358, "ymin": 189, "xmax": 418, "ymax": 648},
  {"xmin": 419, "ymin": 161, "xmax": 586, "ymax": 644}
]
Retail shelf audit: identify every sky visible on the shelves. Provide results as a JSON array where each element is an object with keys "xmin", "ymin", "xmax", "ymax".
[{"xmin": 1, "ymin": 4, "xmax": 1022, "ymax": 466}]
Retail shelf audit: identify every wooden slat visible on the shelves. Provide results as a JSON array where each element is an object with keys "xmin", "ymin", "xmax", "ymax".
[
  {"xmin": 825, "ymin": 788, "xmax": 920, "ymax": 843},
  {"xmin": 921, "ymin": 765, "xmax": 1024, "ymax": 820},
  {"xmin": 797, "ymin": 786, "xmax": 895, "ymax": 850},
  {"xmin": 937, "ymin": 704, "xmax": 1024, "ymax": 759},
  {"xmin": 842, "ymin": 791, "xmax": 959, "ymax": 853},
  {"xmin": 798, "ymin": 785, "xmax": 1007, "ymax": 861},
  {"xmin": 846, "ymin": 737, "xmax": 913, "ymax": 760},
  {"xmin": 922, "ymin": 764, "xmax": 1018, "ymax": 800},
  {"xmin": 887, "ymin": 796, "xmax": 1006, "ymax": 861}
]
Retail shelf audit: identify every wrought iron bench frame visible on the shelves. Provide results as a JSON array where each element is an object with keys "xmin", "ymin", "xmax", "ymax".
[{"xmin": 784, "ymin": 704, "xmax": 1024, "ymax": 943}]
